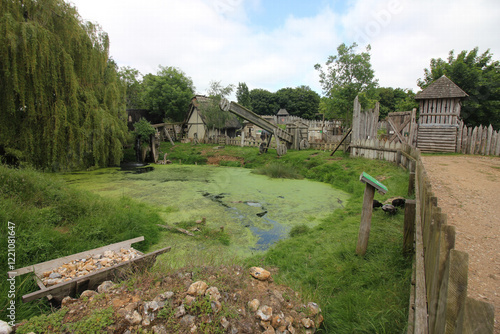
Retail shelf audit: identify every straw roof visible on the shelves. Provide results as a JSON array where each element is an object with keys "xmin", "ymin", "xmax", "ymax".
[
  {"xmin": 415, "ymin": 75, "xmax": 468, "ymax": 100},
  {"xmin": 277, "ymin": 108, "xmax": 289, "ymax": 116}
]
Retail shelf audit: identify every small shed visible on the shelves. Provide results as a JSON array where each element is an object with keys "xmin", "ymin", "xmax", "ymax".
[
  {"xmin": 415, "ymin": 75, "xmax": 468, "ymax": 152},
  {"xmin": 276, "ymin": 109, "xmax": 289, "ymax": 125},
  {"xmin": 184, "ymin": 95, "xmax": 241, "ymax": 141}
]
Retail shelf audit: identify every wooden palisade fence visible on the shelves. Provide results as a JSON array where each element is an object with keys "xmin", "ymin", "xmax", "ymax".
[
  {"xmin": 351, "ymin": 140, "xmax": 495, "ymax": 333},
  {"xmin": 457, "ymin": 121, "xmax": 500, "ymax": 156}
]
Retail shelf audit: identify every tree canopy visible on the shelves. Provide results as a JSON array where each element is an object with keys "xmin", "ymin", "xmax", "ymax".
[
  {"xmin": 249, "ymin": 88, "xmax": 279, "ymax": 115},
  {"xmin": 236, "ymin": 82, "xmax": 251, "ymax": 109},
  {"xmin": 0, "ymin": 0, "xmax": 127, "ymax": 170},
  {"xmin": 315, "ymin": 43, "xmax": 378, "ymax": 121},
  {"xmin": 418, "ymin": 48, "xmax": 500, "ymax": 128},
  {"xmin": 275, "ymin": 86, "xmax": 320, "ymax": 119},
  {"xmin": 203, "ymin": 81, "xmax": 236, "ymax": 129},
  {"xmin": 118, "ymin": 66, "xmax": 144, "ymax": 109},
  {"xmin": 141, "ymin": 65, "xmax": 194, "ymax": 122}
]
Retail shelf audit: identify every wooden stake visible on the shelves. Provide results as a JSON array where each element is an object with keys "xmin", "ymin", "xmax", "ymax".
[{"xmin": 356, "ymin": 183, "xmax": 375, "ymax": 256}]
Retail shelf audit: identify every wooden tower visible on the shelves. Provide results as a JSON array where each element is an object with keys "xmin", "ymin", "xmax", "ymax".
[{"xmin": 415, "ymin": 75, "xmax": 468, "ymax": 152}]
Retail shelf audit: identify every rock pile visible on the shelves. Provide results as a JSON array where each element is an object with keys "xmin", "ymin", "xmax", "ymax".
[
  {"xmin": 17, "ymin": 265, "xmax": 324, "ymax": 333},
  {"xmin": 41, "ymin": 248, "xmax": 140, "ymax": 287}
]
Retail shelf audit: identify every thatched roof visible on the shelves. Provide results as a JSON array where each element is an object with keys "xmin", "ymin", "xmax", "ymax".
[
  {"xmin": 415, "ymin": 75, "xmax": 468, "ymax": 100},
  {"xmin": 189, "ymin": 95, "xmax": 241, "ymax": 129},
  {"xmin": 277, "ymin": 108, "xmax": 289, "ymax": 116}
]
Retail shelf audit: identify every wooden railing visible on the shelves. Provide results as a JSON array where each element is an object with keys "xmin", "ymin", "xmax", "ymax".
[
  {"xmin": 355, "ymin": 142, "xmax": 495, "ymax": 333},
  {"xmin": 457, "ymin": 122, "xmax": 500, "ymax": 156}
]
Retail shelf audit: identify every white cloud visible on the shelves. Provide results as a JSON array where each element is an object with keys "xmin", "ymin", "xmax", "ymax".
[{"xmin": 68, "ymin": 0, "xmax": 500, "ymax": 99}]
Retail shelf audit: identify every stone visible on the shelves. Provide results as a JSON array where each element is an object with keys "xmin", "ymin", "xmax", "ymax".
[
  {"xmin": 275, "ymin": 326, "xmax": 288, "ymax": 334},
  {"xmin": 42, "ymin": 271, "xmax": 52, "ymax": 278},
  {"xmin": 306, "ymin": 302, "xmax": 321, "ymax": 316},
  {"xmin": 211, "ymin": 300, "xmax": 222, "ymax": 313},
  {"xmin": 248, "ymin": 299, "xmax": 260, "ymax": 312},
  {"xmin": 184, "ymin": 295, "xmax": 196, "ymax": 306},
  {"xmin": 155, "ymin": 291, "xmax": 174, "ymax": 302},
  {"xmin": 144, "ymin": 300, "xmax": 160, "ymax": 312},
  {"xmin": 272, "ymin": 290, "xmax": 285, "ymax": 303},
  {"xmin": 80, "ymin": 290, "xmax": 97, "ymax": 299},
  {"xmin": 97, "ymin": 280, "xmax": 115, "ymax": 293},
  {"xmin": 142, "ymin": 318, "xmax": 150, "ymax": 326},
  {"xmin": 61, "ymin": 296, "xmax": 78, "ymax": 307},
  {"xmin": 180, "ymin": 314, "xmax": 196, "ymax": 327},
  {"xmin": 84, "ymin": 264, "xmax": 95, "ymax": 271},
  {"xmin": 220, "ymin": 317, "xmax": 230, "ymax": 329},
  {"xmin": 300, "ymin": 318, "xmax": 314, "ymax": 329},
  {"xmin": 288, "ymin": 324, "xmax": 296, "ymax": 334},
  {"xmin": 316, "ymin": 314, "xmax": 324, "ymax": 327},
  {"xmin": 205, "ymin": 286, "xmax": 221, "ymax": 301},
  {"xmin": 0, "ymin": 320, "xmax": 12, "ymax": 334},
  {"xmin": 249, "ymin": 267, "xmax": 271, "ymax": 281},
  {"xmin": 263, "ymin": 327, "xmax": 276, "ymax": 334},
  {"xmin": 152, "ymin": 324, "xmax": 167, "ymax": 334},
  {"xmin": 103, "ymin": 250, "xmax": 114, "ymax": 257},
  {"xmin": 125, "ymin": 310, "xmax": 142, "ymax": 325},
  {"xmin": 187, "ymin": 281, "xmax": 208, "ymax": 296},
  {"xmin": 49, "ymin": 272, "xmax": 62, "ymax": 279},
  {"xmin": 175, "ymin": 305, "xmax": 186, "ymax": 318},
  {"xmin": 256, "ymin": 305, "xmax": 273, "ymax": 321},
  {"xmin": 271, "ymin": 314, "xmax": 284, "ymax": 329}
]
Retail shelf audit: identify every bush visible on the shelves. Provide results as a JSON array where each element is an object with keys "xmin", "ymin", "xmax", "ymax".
[{"xmin": 253, "ymin": 162, "xmax": 303, "ymax": 179}]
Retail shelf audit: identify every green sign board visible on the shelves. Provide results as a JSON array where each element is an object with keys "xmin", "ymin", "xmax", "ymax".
[{"xmin": 359, "ymin": 172, "xmax": 388, "ymax": 195}]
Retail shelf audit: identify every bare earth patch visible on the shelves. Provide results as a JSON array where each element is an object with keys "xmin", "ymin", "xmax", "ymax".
[{"xmin": 421, "ymin": 155, "xmax": 500, "ymax": 332}]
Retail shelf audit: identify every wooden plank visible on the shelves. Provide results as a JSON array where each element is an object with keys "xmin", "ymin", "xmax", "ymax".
[
  {"xmin": 403, "ymin": 200, "xmax": 416, "ymax": 256},
  {"xmin": 414, "ymin": 163, "xmax": 429, "ymax": 334},
  {"xmin": 9, "ymin": 237, "xmax": 145, "ymax": 278},
  {"xmin": 407, "ymin": 259, "xmax": 417, "ymax": 334},
  {"xmin": 485, "ymin": 124, "xmax": 493, "ymax": 156},
  {"xmin": 22, "ymin": 246, "xmax": 171, "ymax": 303},
  {"xmin": 460, "ymin": 297, "xmax": 495, "ymax": 334},
  {"xmin": 433, "ymin": 250, "xmax": 468, "ymax": 334},
  {"xmin": 356, "ymin": 184, "xmax": 376, "ymax": 256}
]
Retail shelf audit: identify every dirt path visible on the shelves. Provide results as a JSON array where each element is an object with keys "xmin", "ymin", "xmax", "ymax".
[{"xmin": 421, "ymin": 155, "xmax": 499, "ymax": 332}]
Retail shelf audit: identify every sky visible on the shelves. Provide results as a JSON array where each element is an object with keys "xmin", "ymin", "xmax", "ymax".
[{"xmin": 66, "ymin": 0, "xmax": 500, "ymax": 99}]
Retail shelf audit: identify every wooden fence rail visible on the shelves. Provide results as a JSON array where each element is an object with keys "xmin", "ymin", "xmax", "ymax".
[{"xmin": 352, "ymin": 141, "xmax": 495, "ymax": 333}]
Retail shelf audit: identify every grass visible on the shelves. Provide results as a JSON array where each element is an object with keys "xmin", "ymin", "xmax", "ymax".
[
  {"xmin": 3, "ymin": 143, "xmax": 413, "ymax": 333},
  {"xmin": 158, "ymin": 142, "xmax": 413, "ymax": 333},
  {"xmin": 0, "ymin": 164, "xmax": 163, "ymax": 321}
]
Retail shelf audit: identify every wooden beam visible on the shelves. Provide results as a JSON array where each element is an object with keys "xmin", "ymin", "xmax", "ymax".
[{"xmin": 356, "ymin": 183, "xmax": 375, "ymax": 256}]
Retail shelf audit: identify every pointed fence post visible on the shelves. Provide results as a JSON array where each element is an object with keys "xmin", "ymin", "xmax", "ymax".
[{"xmin": 356, "ymin": 172, "xmax": 388, "ymax": 256}]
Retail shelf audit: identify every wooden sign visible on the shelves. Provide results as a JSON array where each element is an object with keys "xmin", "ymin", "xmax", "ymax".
[
  {"xmin": 356, "ymin": 172, "xmax": 388, "ymax": 256},
  {"xmin": 359, "ymin": 172, "xmax": 388, "ymax": 195}
]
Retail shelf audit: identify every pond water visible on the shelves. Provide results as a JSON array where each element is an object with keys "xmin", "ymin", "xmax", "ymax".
[{"xmin": 61, "ymin": 165, "xmax": 349, "ymax": 256}]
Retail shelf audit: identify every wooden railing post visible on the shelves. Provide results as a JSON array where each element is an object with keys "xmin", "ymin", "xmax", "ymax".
[{"xmin": 403, "ymin": 200, "xmax": 416, "ymax": 256}]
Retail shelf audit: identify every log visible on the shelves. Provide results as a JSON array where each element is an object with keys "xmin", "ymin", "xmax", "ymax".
[{"xmin": 157, "ymin": 224, "xmax": 195, "ymax": 236}]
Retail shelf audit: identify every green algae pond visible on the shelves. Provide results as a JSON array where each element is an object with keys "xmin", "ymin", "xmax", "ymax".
[{"xmin": 60, "ymin": 164, "xmax": 349, "ymax": 257}]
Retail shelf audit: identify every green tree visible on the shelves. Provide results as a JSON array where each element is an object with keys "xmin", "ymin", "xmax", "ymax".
[
  {"xmin": 118, "ymin": 66, "xmax": 144, "ymax": 109},
  {"xmin": 203, "ymin": 81, "xmax": 236, "ymax": 129},
  {"xmin": 418, "ymin": 48, "xmax": 500, "ymax": 128},
  {"xmin": 141, "ymin": 65, "xmax": 195, "ymax": 122},
  {"xmin": 249, "ymin": 88, "xmax": 279, "ymax": 115},
  {"xmin": 0, "ymin": 0, "xmax": 127, "ymax": 170},
  {"xmin": 236, "ymin": 82, "xmax": 251, "ymax": 108},
  {"xmin": 275, "ymin": 86, "xmax": 320, "ymax": 119},
  {"xmin": 133, "ymin": 118, "xmax": 156, "ymax": 148},
  {"xmin": 315, "ymin": 43, "xmax": 378, "ymax": 123},
  {"xmin": 375, "ymin": 87, "xmax": 417, "ymax": 118}
]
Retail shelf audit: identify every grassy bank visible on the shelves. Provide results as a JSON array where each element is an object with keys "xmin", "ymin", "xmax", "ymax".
[
  {"xmin": 0, "ymin": 165, "xmax": 162, "ymax": 321},
  {"xmin": 4, "ymin": 143, "xmax": 412, "ymax": 332},
  {"xmin": 160, "ymin": 143, "xmax": 413, "ymax": 332}
]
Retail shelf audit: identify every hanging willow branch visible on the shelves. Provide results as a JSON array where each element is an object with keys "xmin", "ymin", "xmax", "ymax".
[{"xmin": 0, "ymin": 0, "xmax": 127, "ymax": 170}]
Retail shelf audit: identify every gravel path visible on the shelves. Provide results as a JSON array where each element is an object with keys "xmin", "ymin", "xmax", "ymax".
[{"xmin": 421, "ymin": 155, "xmax": 499, "ymax": 332}]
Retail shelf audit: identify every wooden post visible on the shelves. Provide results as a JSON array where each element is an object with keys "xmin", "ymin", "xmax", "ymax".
[
  {"xmin": 357, "ymin": 172, "xmax": 388, "ymax": 256},
  {"xmin": 356, "ymin": 183, "xmax": 376, "ymax": 256},
  {"xmin": 403, "ymin": 199, "xmax": 416, "ymax": 256}
]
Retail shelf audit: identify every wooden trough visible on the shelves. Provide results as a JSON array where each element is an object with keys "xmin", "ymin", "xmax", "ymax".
[{"xmin": 7, "ymin": 237, "xmax": 171, "ymax": 303}]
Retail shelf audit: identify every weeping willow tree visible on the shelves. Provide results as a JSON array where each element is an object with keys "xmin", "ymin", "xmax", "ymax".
[{"xmin": 0, "ymin": 0, "xmax": 127, "ymax": 170}]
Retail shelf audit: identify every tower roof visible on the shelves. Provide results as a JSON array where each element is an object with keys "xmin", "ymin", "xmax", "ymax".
[{"xmin": 415, "ymin": 75, "xmax": 468, "ymax": 100}]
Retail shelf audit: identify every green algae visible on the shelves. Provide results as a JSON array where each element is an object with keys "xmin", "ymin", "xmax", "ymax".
[{"xmin": 59, "ymin": 165, "xmax": 349, "ymax": 257}]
